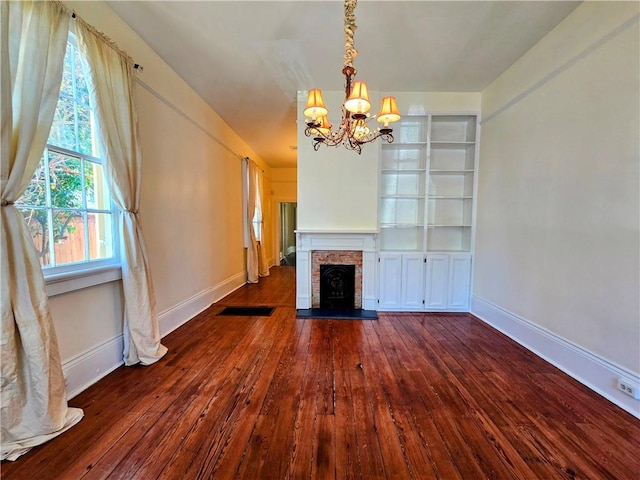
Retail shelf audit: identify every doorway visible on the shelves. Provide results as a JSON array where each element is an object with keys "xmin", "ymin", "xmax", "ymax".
[{"xmin": 279, "ymin": 202, "xmax": 297, "ymax": 266}]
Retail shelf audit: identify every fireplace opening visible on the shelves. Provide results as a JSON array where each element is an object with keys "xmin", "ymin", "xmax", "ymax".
[{"xmin": 320, "ymin": 264, "xmax": 355, "ymax": 309}]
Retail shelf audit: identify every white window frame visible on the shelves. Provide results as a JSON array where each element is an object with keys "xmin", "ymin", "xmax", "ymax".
[
  {"xmin": 38, "ymin": 144, "xmax": 122, "ymax": 296},
  {"xmin": 253, "ymin": 201, "xmax": 263, "ymax": 243},
  {"xmin": 18, "ymin": 33, "xmax": 121, "ymax": 296}
]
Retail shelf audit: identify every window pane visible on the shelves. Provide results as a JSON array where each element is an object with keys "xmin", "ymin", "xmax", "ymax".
[
  {"xmin": 74, "ymin": 45, "xmax": 96, "ymax": 156},
  {"xmin": 15, "ymin": 156, "xmax": 47, "ymax": 207},
  {"xmin": 48, "ymin": 95, "xmax": 77, "ymax": 150},
  {"xmin": 53, "ymin": 210, "xmax": 86, "ymax": 264},
  {"xmin": 17, "ymin": 35, "xmax": 117, "ymax": 273},
  {"xmin": 85, "ymin": 161, "xmax": 110, "ymax": 210},
  {"xmin": 88, "ymin": 212, "xmax": 114, "ymax": 260},
  {"xmin": 49, "ymin": 152, "xmax": 83, "ymax": 209},
  {"xmin": 76, "ymin": 103, "xmax": 93, "ymax": 156},
  {"xmin": 18, "ymin": 207, "xmax": 53, "ymax": 268},
  {"xmin": 59, "ymin": 43, "xmax": 74, "ymax": 99},
  {"xmin": 74, "ymin": 46, "xmax": 90, "ymax": 107}
]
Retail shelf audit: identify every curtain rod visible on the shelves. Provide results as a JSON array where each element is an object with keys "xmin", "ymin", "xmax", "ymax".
[
  {"xmin": 243, "ymin": 157, "xmax": 264, "ymax": 173},
  {"xmin": 69, "ymin": 9, "xmax": 143, "ymax": 71}
]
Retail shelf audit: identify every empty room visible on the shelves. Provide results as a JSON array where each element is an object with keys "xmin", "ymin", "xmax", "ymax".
[{"xmin": 1, "ymin": 0, "xmax": 639, "ymax": 478}]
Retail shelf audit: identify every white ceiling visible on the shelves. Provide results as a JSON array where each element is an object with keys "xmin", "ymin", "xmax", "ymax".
[{"xmin": 107, "ymin": 1, "xmax": 580, "ymax": 168}]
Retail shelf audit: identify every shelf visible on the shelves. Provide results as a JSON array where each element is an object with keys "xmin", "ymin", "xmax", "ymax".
[
  {"xmin": 430, "ymin": 147, "xmax": 475, "ymax": 170},
  {"xmin": 381, "ymin": 167, "xmax": 426, "ymax": 196},
  {"xmin": 392, "ymin": 118, "xmax": 428, "ymax": 143},
  {"xmin": 427, "ymin": 196, "xmax": 472, "ymax": 199},
  {"xmin": 381, "ymin": 195, "xmax": 426, "ymax": 199},
  {"xmin": 431, "ymin": 115, "xmax": 476, "ymax": 143},
  {"xmin": 427, "ymin": 225, "xmax": 472, "ymax": 252},
  {"xmin": 381, "ymin": 223, "xmax": 425, "ymax": 228},
  {"xmin": 430, "ymin": 141, "xmax": 475, "ymax": 148},
  {"xmin": 379, "ymin": 114, "xmax": 477, "ymax": 254},
  {"xmin": 427, "ymin": 224, "xmax": 472, "ymax": 228},
  {"xmin": 382, "ymin": 142, "xmax": 428, "ymax": 147},
  {"xmin": 380, "ymin": 197, "xmax": 425, "ymax": 226},
  {"xmin": 381, "ymin": 144, "xmax": 427, "ymax": 171},
  {"xmin": 428, "ymin": 173, "xmax": 474, "ymax": 197},
  {"xmin": 379, "ymin": 227, "xmax": 424, "ymax": 251},
  {"xmin": 427, "ymin": 198, "xmax": 472, "ymax": 226}
]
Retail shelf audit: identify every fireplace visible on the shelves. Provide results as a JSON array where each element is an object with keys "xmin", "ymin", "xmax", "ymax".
[
  {"xmin": 295, "ymin": 230, "xmax": 378, "ymax": 311},
  {"xmin": 311, "ymin": 250, "xmax": 362, "ymax": 308},
  {"xmin": 320, "ymin": 264, "xmax": 356, "ymax": 309}
]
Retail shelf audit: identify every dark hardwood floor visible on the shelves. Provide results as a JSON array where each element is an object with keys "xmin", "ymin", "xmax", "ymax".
[{"xmin": 3, "ymin": 266, "xmax": 639, "ymax": 479}]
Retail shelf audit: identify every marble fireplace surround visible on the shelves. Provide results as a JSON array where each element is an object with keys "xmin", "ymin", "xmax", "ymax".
[{"xmin": 295, "ymin": 230, "xmax": 377, "ymax": 310}]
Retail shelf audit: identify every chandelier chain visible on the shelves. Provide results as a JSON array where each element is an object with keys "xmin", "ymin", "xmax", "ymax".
[
  {"xmin": 343, "ymin": 0, "xmax": 358, "ymax": 69},
  {"xmin": 304, "ymin": 0, "xmax": 399, "ymax": 154}
]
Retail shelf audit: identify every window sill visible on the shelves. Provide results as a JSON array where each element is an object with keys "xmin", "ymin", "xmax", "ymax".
[{"xmin": 45, "ymin": 265, "xmax": 122, "ymax": 296}]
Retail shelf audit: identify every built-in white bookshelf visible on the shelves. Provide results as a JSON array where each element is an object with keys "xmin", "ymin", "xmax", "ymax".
[
  {"xmin": 379, "ymin": 114, "xmax": 478, "ymax": 253},
  {"xmin": 377, "ymin": 114, "xmax": 478, "ymax": 312},
  {"xmin": 379, "ymin": 117, "xmax": 428, "ymax": 251},
  {"xmin": 427, "ymin": 115, "xmax": 476, "ymax": 252}
]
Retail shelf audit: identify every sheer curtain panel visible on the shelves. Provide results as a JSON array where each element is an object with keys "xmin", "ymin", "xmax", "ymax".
[
  {"xmin": 75, "ymin": 22, "xmax": 167, "ymax": 366},
  {"xmin": 0, "ymin": 0, "xmax": 83, "ymax": 461},
  {"xmin": 246, "ymin": 159, "xmax": 260, "ymax": 283},
  {"xmin": 257, "ymin": 169, "xmax": 269, "ymax": 277}
]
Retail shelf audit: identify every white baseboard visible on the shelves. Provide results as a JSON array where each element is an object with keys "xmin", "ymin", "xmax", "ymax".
[
  {"xmin": 63, "ymin": 271, "xmax": 247, "ymax": 400},
  {"xmin": 62, "ymin": 334, "xmax": 124, "ymax": 400},
  {"xmin": 158, "ymin": 271, "xmax": 246, "ymax": 337},
  {"xmin": 471, "ymin": 295, "xmax": 640, "ymax": 419}
]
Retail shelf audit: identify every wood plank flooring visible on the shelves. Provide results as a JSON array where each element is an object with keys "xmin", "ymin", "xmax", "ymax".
[{"xmin": 2, "ymin": 266, "xmax": 639, "ymax": 479}]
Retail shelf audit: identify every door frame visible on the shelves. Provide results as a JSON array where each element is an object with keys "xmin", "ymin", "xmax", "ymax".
[{"xmin": 272, "ymin": 196, "xmax": 297, "ymax": 267}]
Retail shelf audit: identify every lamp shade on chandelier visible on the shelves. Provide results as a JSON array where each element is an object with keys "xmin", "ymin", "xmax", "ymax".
[{"xmin": 304, "ymin": 0, "xmax": 401, "ymax": 154}]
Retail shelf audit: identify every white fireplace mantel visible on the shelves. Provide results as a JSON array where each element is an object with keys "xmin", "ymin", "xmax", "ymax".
[{"xmin": 295, "ymin": 230, "xmax": 378, "ymax": 310}]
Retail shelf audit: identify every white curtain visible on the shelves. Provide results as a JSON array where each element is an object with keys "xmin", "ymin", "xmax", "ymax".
[
  {"xmin": 75, "ymin": 22, "xmax": 167, "ymax": 366},
  {"xmin": 0, "ymin": 1, "xmax": 83, "ymax": 461},
  {"xmin": 246, "ymin": 159, "xmax": 260, "ymax": 283},
  {"xmin": 256, "ymin": 169, "xmax": 269, "ymax": 277}
]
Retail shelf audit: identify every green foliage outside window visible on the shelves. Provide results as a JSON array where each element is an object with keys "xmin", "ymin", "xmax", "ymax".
[{"xmin": 17, "ymin": 36, "xmax": 114, "ymax": 268}]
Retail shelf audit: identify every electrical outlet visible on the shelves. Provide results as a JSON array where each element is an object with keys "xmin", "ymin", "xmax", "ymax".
[{"xmin": 617, "ymin": 378, "xmax": 640, "ymax": 399}]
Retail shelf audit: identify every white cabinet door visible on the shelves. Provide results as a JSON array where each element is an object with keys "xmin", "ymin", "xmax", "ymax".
[
  {"xmin": 425, "ymin": 254, "xmax": 449, "ymax": 310},
  {"xmin": 401, "ymin": 253, "xmax": 425, "ymax": 309},
  {"xmin": 447, "ymin": 254, "xmax": 471, "ymax": 310},
  {"xmin": 378, "ymin": 253, "xmax": 403, "ymax": 310},
  {"xmin": 379, "ymin": 252, "xmax": 471, "ymax": 312}
]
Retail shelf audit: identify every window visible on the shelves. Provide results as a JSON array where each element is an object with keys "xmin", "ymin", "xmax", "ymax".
[
  {"xmin": 243, "ymin": 158, "xmax": 263, "ymax": 245},
  {"xmin": 253, "ymin": 199, "xmax": 263, "ymax": 242},
  {"xmin": 16, "ymin": 35, "xmax": 118, "ymax": 276}
]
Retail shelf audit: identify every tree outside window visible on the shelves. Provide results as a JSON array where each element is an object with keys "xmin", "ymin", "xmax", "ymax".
[{"xmin": 16, "ymin": 35, "xmax": 116, "ymax": 269}]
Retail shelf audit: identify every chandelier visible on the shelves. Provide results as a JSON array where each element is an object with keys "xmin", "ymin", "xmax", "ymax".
[{"xmin": 303, "ymin": 0, "xmax": 401, "ymax": 154}]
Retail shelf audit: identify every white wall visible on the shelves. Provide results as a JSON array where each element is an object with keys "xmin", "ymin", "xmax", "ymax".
[
  {"xmin": 272, "ymin": 168, "xmax": 297, "ymax": 200},
  {"xmin": 297, "ymin": 91, "xmax": 480, "ymax": 231},
  {"xmin": 54, "ymin": 1, "xmax": 269, "ymax": 397},
  {"xmin": 297, "ymin": 91, "xmax": 379, "ymax": 231},
  {"xmin": 473, "ymin": 2, "xmax": 639, "ymax": 415}
]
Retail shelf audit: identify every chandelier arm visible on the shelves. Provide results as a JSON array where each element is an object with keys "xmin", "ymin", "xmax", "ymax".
[{"xmin": 305, "ymin": 108, "xmax": 396, "ymax": 152}]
